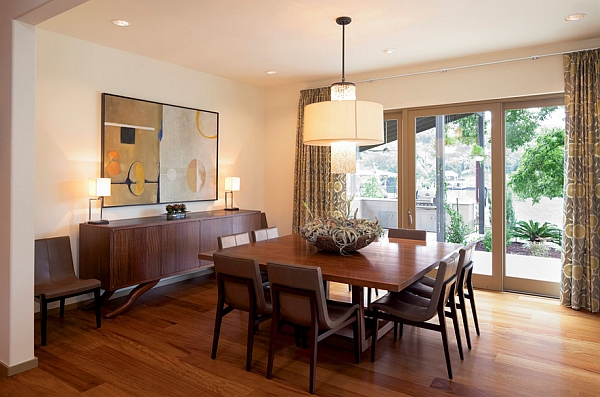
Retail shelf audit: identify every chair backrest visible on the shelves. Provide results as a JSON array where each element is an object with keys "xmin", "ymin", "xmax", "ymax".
[
  {"xmin": 34, "ymin": 236, "xmax": 77, "ymax": 287},
  {"xmin": 423, "ymin": 252, "xmax": 460, "ymax": 320},
  {"xmin": 252, "ymin": 229, "xmax": 268, "ymax": 242},
  {"xmin": 457, "ymin": 240, "xmax": 477, "ymax": 289},
  {"xmin": 217, "ymin": 232, "xmax": 251, "ymax": 249},
  {"xmin": 267, "ymin": 261, "xmax": 333, "ymax": 330},
  {"xmin": 252, "ymin": 226, "xmax": 280, "ymax": 242},
  {"xmin": 213, "ymin": 252, "xmax": 270, "ymax": 314},
  {"xmin": 266, "ymin": 226, "xmax": 279, "ymax": 239},
  {"xmin": 388, "ymin": 228, "xmax": 427, "ymax": 241}
]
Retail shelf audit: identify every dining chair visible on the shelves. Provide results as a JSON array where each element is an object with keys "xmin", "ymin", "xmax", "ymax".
[
  {"xmin": 387, "ymin": 227, "xmax": 427, "ymax": 241},
  {"xmin": 34, "ymin": 236, "xmax": 102, "ymax": 346},
  {"xmin": 251, "ymin": 226, "xmax": 280, "ymax": 242},
  {"xmin": 407, "ymin": 240, "xmax": 479, "ymax": 349},
  {"xmin": 217, "ymin": 232, "xmax": 251, "ymax": 249},
  {"xmin": 266, "ymin": 261, "xmax": 360, "ymax": 394},
  {"xmin": 211, "ymin": 252, "xmax": 272, "ymax": 371},
  {"xmin": 369, "ymin": 252, "xmax": 462, "ymax": 379}
]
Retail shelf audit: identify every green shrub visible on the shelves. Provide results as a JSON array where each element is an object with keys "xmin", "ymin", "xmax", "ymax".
[
  {"xmin": 445, "ymin": 203, "xmax": 470, "ymax": 244},
  {"xmin": 529, "ymin": 242, "xmax": 549, "ymax": 257},
  {"xmin": 512, "ymin": 220, "xmax": 562, "ymax": 245},
  {"xmin": 482, "ymin": 229, "xmax": 492, "ymax": 252}
]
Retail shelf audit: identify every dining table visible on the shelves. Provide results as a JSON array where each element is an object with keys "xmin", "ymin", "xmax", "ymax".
[{"xmin": 198, "ymin": 233, "xmax": 462, "ymax": 353}]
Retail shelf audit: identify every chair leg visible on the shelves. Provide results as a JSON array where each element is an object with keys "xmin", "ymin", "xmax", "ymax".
[
  {"xmin": 448, "ymin": 293, "xmax": 464, "ymax": 360},
  {"xmin": 246, "ymin": 312, "xmax": 256, "ymax": 372},
  {"xmin": 308, "ymin": 323, "xmax": 319, "ymax": 394},
  {"xmin": 94, "ymin": 288, "xmax": 102, "ymax": 328},
  {"xmin": 211, "ymin": 295, "xmax": 225, "ymax": 360},
  {"xmin": 367, "ymin": 288, "xmax": 372, "ymax": 303},
  {"xmin": 59, "ymin": 298, "xmax": 65, "ymax": 318},
  {"xmin": 438, "ymin": 306, "xmax": 453, "ymax": 379},
  {"xmin": 374, "ymin": 288, "xmax": 379, "ymax": 297},
  {"xmin": 266, "ymin": 311, "xmax": 279, "ymax": 380},
  {"xmin": 466, "ymin": 280, "xmax": 480, "ymax": 335},
  {"xmin": 457, "ymin": 291, "xmax": 471, "ymax": 349},
  {"xmin": 40, "ymin": 295, "xmax": 48, "ymax": 346},
  {"xmin": 370, "ymin": 308, "xmax": 379, "ymax": 362}
]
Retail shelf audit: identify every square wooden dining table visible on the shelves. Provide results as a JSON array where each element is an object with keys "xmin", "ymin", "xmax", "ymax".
[{"xmin": 198, "ymin": 233, "xmax": 461, "ymax": 353}]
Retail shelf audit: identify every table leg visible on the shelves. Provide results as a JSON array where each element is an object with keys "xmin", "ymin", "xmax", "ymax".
[{"xmin": 351, "ymin": 285, "xmax": 394, "ymax": 353}]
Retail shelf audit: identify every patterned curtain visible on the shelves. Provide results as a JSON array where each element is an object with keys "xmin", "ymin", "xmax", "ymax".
[
  {"xmin": 561, "ymin": 49, "xmax": 600, "ymax": 313},
  {"xmin": 292, "ymin": 88, "xmax": 347, "ymax": 232}
]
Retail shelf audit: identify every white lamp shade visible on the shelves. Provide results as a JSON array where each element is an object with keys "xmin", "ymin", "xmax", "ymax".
[
  {"xmin": 88, "ymin": 178, "xmax": 112, "ymax": 197},
  {"xmin": 224, "ymin": 177, "xmax": 240, "ymax": 191},
  {"xmin": 303, "ymin": 100, "xmax": 384, "ymax": 146}
]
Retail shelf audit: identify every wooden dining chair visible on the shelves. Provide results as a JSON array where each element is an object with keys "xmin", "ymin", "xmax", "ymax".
[
  {"xmin": 407, "ymin": 241, "xmax": 480, "ymax": 349},
  {"xmin": 211, "ymin": 252, "xmax": 272, "ymax": 371},
  {"xmin": 34, "ymin": 236, "xmax": 102, "ymax": 346},
  {"xmin": 251, "ymin": 226, "xmax": 279, "ymax": 242},
  {"xmin": 266, "ymin": 261, "xmax": 360, "ymax": 394},
  {"xmin": 387, "ymin": 227, "xmax": 427, "ymax": 241},
  {"xmin": 369, "ymin": 252, "xmax": 463, "ymax": 379},
  {"xmin": 217, "ymin": 232, "xmax": 251, "ymax": 249}
]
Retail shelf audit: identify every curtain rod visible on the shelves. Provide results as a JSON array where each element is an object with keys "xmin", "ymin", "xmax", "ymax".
[{"xmin": 356, "ymin": 46, "xmax": 600, "ymax": 84}]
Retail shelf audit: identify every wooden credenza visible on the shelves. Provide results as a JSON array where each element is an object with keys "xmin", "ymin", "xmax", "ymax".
[{"xmin": 79, "ymin": 209, "xmax": 261, "ymax": 317}]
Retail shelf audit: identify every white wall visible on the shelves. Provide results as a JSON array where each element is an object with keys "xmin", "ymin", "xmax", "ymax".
[
  {"xmin": 262, "ymin": 38, "xmax": 600, "ymax": 236},
  {"xmin": 35, "ymin": 29, "xmax": 266, "ymax": 258}
]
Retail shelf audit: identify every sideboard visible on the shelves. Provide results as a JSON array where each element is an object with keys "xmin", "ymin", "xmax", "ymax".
[{"xmin": 79, "ymin": 209, "xmax": 262, "ymax": 317}]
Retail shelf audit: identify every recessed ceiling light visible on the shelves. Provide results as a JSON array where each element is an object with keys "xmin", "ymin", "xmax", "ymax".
[
  {"xmin": 265, "ymin": 70, "xmax": 276, "ymax": 75},
  {"xmin": 383, "ymin": 48, "xmax": 397, "ymax": 54},
  {"xmin": 111, "ymin": 19, "xmax": 130, "ymax": 27},
  {"xmin": 565, "ymin": 13, "xmax": 586, "ymax": 21}
]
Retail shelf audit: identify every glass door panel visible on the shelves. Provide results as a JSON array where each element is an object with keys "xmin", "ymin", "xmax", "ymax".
[
  {"xmin": 503, "ymin": 102, "xmax": 564, "ymax": 297},
  {"xmin": 349, "ymin": 112, "xmax": 400, "ymax": 230},
  {"xmin": 407, "ymin": 104, "xmax": 501, "ymax": 290}
]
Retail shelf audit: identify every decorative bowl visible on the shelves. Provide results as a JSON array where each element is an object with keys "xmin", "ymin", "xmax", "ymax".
[{"xmin": 308, "ymin": 234, "xmax": 378, "ymax": 253}]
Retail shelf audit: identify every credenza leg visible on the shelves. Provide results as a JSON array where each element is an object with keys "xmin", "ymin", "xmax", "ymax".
[{"xmin": 103, "ymin": 281, "xmax": 159, "ymax": 319}]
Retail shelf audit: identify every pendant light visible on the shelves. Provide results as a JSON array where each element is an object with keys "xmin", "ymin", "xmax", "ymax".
[{"xmin": 303, "ymin": 16, "xmax": 384, "ymax": 174}]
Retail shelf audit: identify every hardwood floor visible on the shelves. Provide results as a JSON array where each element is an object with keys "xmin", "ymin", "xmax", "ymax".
[{"xmin": 2, "ymin": 274, "xmax": 600, "ymax": 396}]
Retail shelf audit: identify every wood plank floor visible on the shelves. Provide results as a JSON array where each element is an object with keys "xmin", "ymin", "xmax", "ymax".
[{"xmin": 2, "ymin": 274, "xmax": 600, "ymax": 396}]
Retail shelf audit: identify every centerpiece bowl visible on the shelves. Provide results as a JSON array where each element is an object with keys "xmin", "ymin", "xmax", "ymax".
[{"xmin": 299, "ymin": 205, "xmax": 383, "ymax": 255}]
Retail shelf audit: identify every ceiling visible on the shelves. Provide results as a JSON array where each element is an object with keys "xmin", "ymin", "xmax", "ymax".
[{"xmin": 37, "ymin": 0, "xmax": 600, "ymax": 88}]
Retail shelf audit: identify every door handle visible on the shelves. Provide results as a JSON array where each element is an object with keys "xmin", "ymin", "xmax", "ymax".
[{"xmin": 408, "ymin": 208, "xmax": 413, "ymax": 226}]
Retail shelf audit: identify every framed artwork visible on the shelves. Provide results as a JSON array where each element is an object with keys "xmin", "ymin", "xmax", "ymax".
[{"xmin": 101, "ymin": 93, "xmax": 218, "ymax": 207}]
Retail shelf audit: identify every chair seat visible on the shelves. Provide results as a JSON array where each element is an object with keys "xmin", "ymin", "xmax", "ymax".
[
  {"xmin": 35, "ymin": 277, "xmax": 101, "ymax": 300},
  {"xmin": 405, "ymin": 279, "xmax": 434, "ymax": 299},
  {"xmin": 369, "ymin": 291, "xmax": 431, "ymax": 322},
  {"xmin": 324, "ymin": 300, "xmax": 359, "ymax": 330}
]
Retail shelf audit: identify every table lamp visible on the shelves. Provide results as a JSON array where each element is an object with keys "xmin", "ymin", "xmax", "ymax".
[
  {"xmin": 224, "ymin": 177, "xmax": 240, "ymax": 211},
  {"xmin": 88, "ymin": 178, "xmax": 111, "ymax": 224}
]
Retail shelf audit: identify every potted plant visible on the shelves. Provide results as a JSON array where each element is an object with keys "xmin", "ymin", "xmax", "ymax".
[{"xmin": 166, "ymin": 203, "xmax": 187, "ymax": 220}]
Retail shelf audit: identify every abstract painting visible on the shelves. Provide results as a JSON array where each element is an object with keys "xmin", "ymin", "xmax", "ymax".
[{"xmin": 101, "ymin": 93, "xmax": 218, "ymax": 207}]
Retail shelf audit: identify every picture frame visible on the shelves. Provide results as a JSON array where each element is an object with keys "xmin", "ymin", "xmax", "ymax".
[{"xmin": 101, "ymin": 93, "xmax": 218, "ymax": 207}]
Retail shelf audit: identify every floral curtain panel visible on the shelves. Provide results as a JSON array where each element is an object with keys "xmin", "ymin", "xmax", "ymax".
[
  {"xmin": 561, "ymin": 48, "xmax": 600, "ymax": 313},
  {"xmin": 292, "ymin": 88, "xmax": 346, "ymax": 232}
]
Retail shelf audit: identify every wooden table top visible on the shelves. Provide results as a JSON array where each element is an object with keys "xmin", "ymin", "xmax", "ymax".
[{"xmin": 199, "ymin": 234, "xmax": 461, "ymax": 292}]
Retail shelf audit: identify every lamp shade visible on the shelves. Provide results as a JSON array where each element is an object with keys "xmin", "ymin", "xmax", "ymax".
[
  {"xmin": 88, "ymin": 178, "xmax": 112, "ymax": 197},
  {"xmin": 224, "ymin": 177, "xmax": 240, "ymax": 191},
  {"xmin": 303, "ymin": 100, "xmax": 384, "ymax": 146}
]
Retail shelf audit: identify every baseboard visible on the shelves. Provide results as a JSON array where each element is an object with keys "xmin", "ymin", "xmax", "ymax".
[{"xmin": 0, "ymin": 357, "xmax": 38, "ymax": 377}]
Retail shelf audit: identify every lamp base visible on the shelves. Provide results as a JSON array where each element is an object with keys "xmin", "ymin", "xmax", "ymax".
[
  {"xmin": 224, "ymin": 207, "xmax": 239, "ymax": 211},
  {"xmin": 88, "ymin": 219, "xmax": 109, "ymax": 224}
]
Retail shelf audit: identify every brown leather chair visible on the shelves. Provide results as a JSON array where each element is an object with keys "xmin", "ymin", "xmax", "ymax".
[
  {"xmin": 369, "ymin": 252, "xmax": 462, "ymax": 379},
  {"xmin": 34, "ymin": 236, "xmax": 101, "ymax": 346},
  {"xmin": 387, "ymin": 227, "xmax": 427, "ymax": 241},
  {"xmin": 407, "ymin": 241, "xmax": 479, "ymax": 349},
  {"xmin": 266, "ymin": 261, "xmax": 360, "ymax": 394},
  {"xmin": 211, "ymin": 252, "xmax": 272, "ymax": 371}
]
